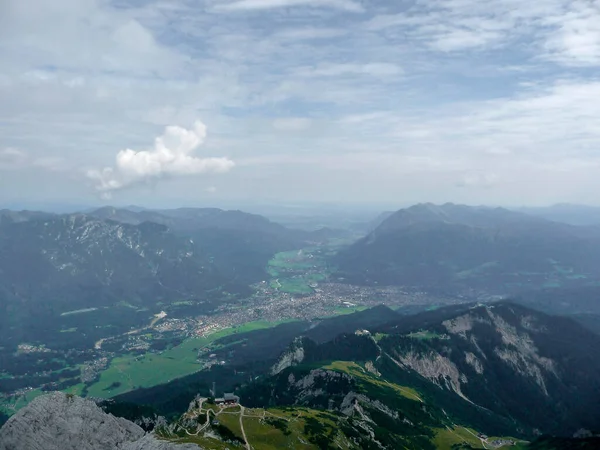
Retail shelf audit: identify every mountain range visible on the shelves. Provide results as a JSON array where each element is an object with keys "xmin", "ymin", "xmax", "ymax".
[
  {"xmin": 4, "ymin": 302, "xmax": 599, "ymax": 449},
  {"xmin": 111, "ymin": 303, "xmax": 600, "ymax": 447},
  {"xmin": 253, "ymin": 302, "xmax": 600, "ymax": 435},
  {"xmin": 2, "ymin": 202, "xmax": 600, "ymax": 449},
  {"xmin": 231, "ymin": 302, "xmax": 600, "ymax": 449},
  {"xmin": 335, "ymin": 203, "xmax": 600, "ymax": 293},
  {"xmin": 0, "ymin": 206, "xmax": 338, "ymax": 364},
  {"xmin": 518, "ymin": 204, "xmax": 600, "ymax": 226}
]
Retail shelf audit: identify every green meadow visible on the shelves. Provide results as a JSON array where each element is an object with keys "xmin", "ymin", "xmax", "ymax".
[{"xmin": 86, "ymin": 320, "xmax": 293, "ymax": 398}]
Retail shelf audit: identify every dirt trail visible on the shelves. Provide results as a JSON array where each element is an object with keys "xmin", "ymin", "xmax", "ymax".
[
  {"xmin": 239, "ymin": 406, "xmax": 251, "ymax": 450},
  {"xmin": 463, "ymin": 427, "xmax": 489, "ymax": 449}
]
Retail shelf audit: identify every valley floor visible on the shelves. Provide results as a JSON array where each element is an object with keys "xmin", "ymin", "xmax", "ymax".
[{"xmin": 1, "ymin": 244, "xmax": 464, "ymax": 415}]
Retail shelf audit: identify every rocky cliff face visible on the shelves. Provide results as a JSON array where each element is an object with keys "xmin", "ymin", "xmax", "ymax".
[
  {"xmin": 251, "ymin": 302, "xmax": 600, "ymax": 438},
  {"xmin": 379, "ymin": 303, "xmax": 600, "ymax": 435},
  {"xmin": 270, "ymin": 336, "xmax": 306, "ymax": 375},
  {"xmin": 0, "ymin": 392, "xmax": 200, "ymax": 450},
  {"xmin": 387, "ymin": 305, "xmax": 565, "ymax": 402}
]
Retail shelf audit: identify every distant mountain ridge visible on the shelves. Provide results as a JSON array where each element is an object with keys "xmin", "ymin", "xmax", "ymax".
[
  {"xmin": 370, "ymin": 203, "xmax": 586, "ymax": 236},
  {"xmin": 0, "ymin": 209, "xmax": 54, "ymax": 224},
  {"xmin": 0, "ymin": 213, "xmax": 231, "ymax": 353},
  {"xmin": 518, "ymin": 203, "xmax": 600, "ymax": 226},
  {"xmin": 88, "ymin": 206, "xmax": 291, "ymax": 234},
  {"xmin": 87, "ymin": 206, "xmax": 344, "ymax": 284},
  {"xmin": 335, "ymin": 203, "xmax": 600, "ymax": 292},
  {"xmin": 0, "ymin": 206, "xmax": 336, "ymax": 365}
]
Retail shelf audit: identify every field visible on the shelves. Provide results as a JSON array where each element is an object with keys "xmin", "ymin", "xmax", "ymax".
[
  {"xmin": 0, "ymin": 388, "xmax": 45, "ymax": 414},
  {"xmin": 268, "ymin": 250, "xmax": 320, "ymax": 272},
  {"xmin": 241, "ymin": 415, "xmax": 302, "ymax": 449},
  {"xmin": 271, "ymin": 277, "xmax": 313, "ymax": 294},
  {"xmin": 407, "ymin": 330, "xmax": 445, "ymax": 340},
  {"xmin": 213, "ymin": 408, "xmax": 244, "ymax": 439},
  {"xmin": 59, "ymin": 328, "xmax": 78, "ymax": 333},
  {"xmin": 267, "ymin": 248, "xmax": 330, "ymax": 295},
  {"xmin": 373, "ymin": 332, "xmax": 389, "ymax": 342},
  {"xmin": 327, "ymin": 306, "xmax": 369, "ymax": 317},
  {"xmin": 456, "ymin": 262, "xmax": 499, "ymax": 279},
  {"xmin": 86, "ymin": 320, "xmax": 291, "ymax": 398},
  {"xmin": 434, "ymin": 427, "xmax": 527, "ymax": 450},
  {"xmin": 434, "ymin": 427, "xmax": 489, "ymax": 449}
]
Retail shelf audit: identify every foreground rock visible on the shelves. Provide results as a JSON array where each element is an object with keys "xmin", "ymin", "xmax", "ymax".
[{"xmin": 0, "ymin": 392, "xmax": 200, "ymax": 450}]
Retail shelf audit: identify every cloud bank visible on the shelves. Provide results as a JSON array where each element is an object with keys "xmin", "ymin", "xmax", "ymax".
[
  {"xmin": 214, "ymin": 0, "xmax": 364, "ymax": 13},
  {"xmin": 87, "ymin": 121, "xmax": 234, "ymax": 195},
  {"xmin": 0, "ymin": 148, "xmax": 67, "ymax": 171},
  {"xmin": 0, "ymin": 148, "xmax": 28, "ymax": 168},
  {"xmin": 4, "ymin": 0, "xmax": 600, "ymax": 206}
]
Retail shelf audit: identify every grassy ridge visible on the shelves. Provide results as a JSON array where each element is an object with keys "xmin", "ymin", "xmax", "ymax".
[
  {"xmin": 323, "ymin": 360, "xmax": 422, "ymax": 402},
  {"xmin": 168, "ymin": 357, "xmax": 523, "ymax": 449},
  {"xmin": 163, "ymin": 405, "xmax": 352, "ymax": 450}
]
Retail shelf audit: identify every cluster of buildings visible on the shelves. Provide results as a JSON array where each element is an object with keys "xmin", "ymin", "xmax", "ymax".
[
  {"xmin": 80, "ymin": 357, "xmax": 108, "ymax": 383},
  {"xmin": 154, "ymin": 318, "xmax": 193, "ymax": 334},
  {"xmin": 214, "ymin": 393, "xmax": 240, "ymax": 405},
  {"xmin": 16, "ymin": 344, "xmax": 52, "ymax": 354},
  {"xmin": 160, "ymin": 280, "xmax": 466, "ymax": 343}
]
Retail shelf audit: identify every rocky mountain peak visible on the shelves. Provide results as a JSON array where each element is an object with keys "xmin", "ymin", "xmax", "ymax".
[{"xmin": 0, "ymin": 392, "xmax": 201, "ymax": 450}]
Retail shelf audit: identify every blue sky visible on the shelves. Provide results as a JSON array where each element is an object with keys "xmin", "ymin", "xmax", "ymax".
[{"xmin": 1, "ymin": 0, "xmax": 600, "ymax": 208}]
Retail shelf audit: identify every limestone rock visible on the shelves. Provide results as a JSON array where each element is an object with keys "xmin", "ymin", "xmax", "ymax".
[{"xmin": 0, "ymin": 392, "xmax": 200, "ymax": 450}]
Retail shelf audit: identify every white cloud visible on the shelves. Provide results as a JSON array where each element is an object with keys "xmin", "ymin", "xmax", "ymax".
[
  {"xmin": 456, "ymin": 173, "xmax": 499, "ymax": 188},
  {"xmin": 296, "ymin": 62, "xmax": 403, "ymax": 78},
  {"xmin": 544, "ymin": 1, "xmax": 600, "ymax": 66},
  {"xmin": 213, "ymin": 0, "xmax": 364, "ymax": 13},
  {"xmin": 274, "ymin": 27, "xmax": 348, "ymax": 41},
  {"xmin": 431, "ymin": 28, "xmax": 504, "ymax": 52},
  {"xmin": 0, "ymin": 148, "xmax": 28, "ymax": 168},
  {"xmin": 365, "ymin": 6, "xmax": 516, "ymax": 51},
  {"xmin": 3, "ymin": 0, "xmax": 600, "ymax": 206},
  {"xmin": 272, "ymin": 117, "xmax": 312, "ymax": 131},
  {"xmin": 0, "ymin": 148, "xmax": 68, "ymax": 171},
  {"xmin": 390, "ymin": 78, "xmax": 600, "ymax": 157},
  {"xmin": 32, "ymin": 157, "xmax": 69, "ymax": 172},
  {"xmin": 1, "ymin": 0, "xmax": 186, "ymax": 77},
  {"xmin": 87, "ymin": 121, "xmax": 235, "ymax": 194},
  {"xmin": 365, "ymin": 0, "xmax": 600, "ymax": 65}
]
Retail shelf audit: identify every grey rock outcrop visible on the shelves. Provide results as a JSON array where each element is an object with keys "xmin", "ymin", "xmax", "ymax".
[
  {"xmin": 0, "ymin": 392, "xmax": 200, "ymax": 450},
  {"xmin": 121, "ymin": 434, "xmax": 199, "ymax": 450},
  {"xmin": 271, "ymin": 336, "xmax": 305, "ymax": 375}
]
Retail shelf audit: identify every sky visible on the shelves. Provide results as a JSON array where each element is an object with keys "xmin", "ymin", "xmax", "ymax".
[{"xmin": 1, "ymin": 0, "xmax": 600, "ymax": 209}]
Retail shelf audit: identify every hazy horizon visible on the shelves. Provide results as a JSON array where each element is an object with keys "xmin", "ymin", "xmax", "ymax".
[{"xmin": 3, "ymin": 199, "xmax": 600, "ymax": 217}]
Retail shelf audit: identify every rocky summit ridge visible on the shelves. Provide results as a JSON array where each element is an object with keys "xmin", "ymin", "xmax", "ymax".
[{"xmin": 0, "ymin": 392, "xmax": 200, "ymax": 450}]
